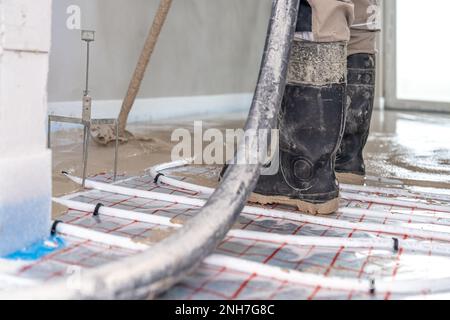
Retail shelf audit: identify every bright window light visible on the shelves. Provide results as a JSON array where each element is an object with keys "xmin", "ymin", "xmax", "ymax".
[{"xmin": 397, "ymin": 0, "xmax": 450, "ymax": 103}]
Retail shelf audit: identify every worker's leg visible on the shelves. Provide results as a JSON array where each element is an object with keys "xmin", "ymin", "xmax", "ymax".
[
  {"xmin": 336, "ymin": 0, "xmax": 381, "ymax": 184},
  {"xmin": 249, "ymin": 0, "xmax": 353, "ymax": 215},
  {"xmin": 296, "ymin": 0, "xmax": 354, "ymax": 42}
]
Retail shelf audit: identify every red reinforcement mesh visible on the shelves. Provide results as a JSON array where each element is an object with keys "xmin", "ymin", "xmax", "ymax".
[{"xmin": 2, "ymin": 166, "xmax": 450, "ymax": 300}]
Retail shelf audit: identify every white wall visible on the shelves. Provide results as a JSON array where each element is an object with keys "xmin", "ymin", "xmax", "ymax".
[
  {"xmin": 0, "ymin": 0, "xmax": 52, "ymax": 256},
  {"xmin": 48, "ymin": 0, "xmax": 273, "ymax": 121}
]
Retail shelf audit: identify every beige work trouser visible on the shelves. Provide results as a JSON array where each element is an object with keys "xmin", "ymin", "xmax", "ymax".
[{"xmin": 301, "ymin": 0, "xmax": 381, "ymax": 55}]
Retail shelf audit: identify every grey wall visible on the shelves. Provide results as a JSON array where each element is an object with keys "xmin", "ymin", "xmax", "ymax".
[{"xmin": 48, "ymin": 0, "xmax": 272, "ymax": 102}]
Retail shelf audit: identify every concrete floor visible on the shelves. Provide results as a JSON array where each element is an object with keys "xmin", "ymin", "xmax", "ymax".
[
  {"xmin": 50, "ymin": 109, "xmax": 450, "ymax": 217},
  {"xmin": 366, "ymin": 110, "xmax": 450, "ymax": 190}
]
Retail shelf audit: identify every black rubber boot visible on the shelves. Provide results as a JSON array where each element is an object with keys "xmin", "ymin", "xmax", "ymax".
[
  {"xmin": 248, "ymin": 39, "xmax": 347, "ymax": 215},
  {"xmin": 335, "ymin": 53, "xmax": 376, "ymax": 185}
]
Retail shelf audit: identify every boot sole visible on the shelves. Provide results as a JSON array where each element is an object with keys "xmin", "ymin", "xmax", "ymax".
[
  {"xmin": 336, "ymin": 172, "xmax": 365, "ymax": 186},
  {"xmin": 248, "ymin": 193, "xmax": 339, "ymax": 215}
]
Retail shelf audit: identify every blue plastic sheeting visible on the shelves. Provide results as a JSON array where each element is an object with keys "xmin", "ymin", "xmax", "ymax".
[{"xmin": 4, "ymin": 236, "xmax": 66, "ymax": 261}]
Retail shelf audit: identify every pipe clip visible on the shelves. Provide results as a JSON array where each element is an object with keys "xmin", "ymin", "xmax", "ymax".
[
  {"xmin": 154, "ymin": 173, "xmax": 165, "ymax": 184},
  {"xmin": 93, "ymin": 203, "xmax": 104, "ymax": 217},
  {"xmin": 51, "ymin": 220, "xmax": 63, "ymax": 236},
  {"xmin": 392, "ymin": 238, "xmax": 400, "ymax": 252},
  {"xmin": 369, "ymin": 279, "xmax": 376, "ymax": 295}
]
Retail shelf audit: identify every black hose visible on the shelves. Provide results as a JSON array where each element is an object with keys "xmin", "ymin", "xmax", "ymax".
[{"xmin": 3, "ymin": 0, "xmax": 300, "ymax": 300}]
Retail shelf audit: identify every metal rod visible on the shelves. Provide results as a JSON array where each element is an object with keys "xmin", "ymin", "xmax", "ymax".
[
  {"xmin": 114, "ymin": 120, "xmax": 119, "ymax": 181},
  {"xmin": 84, "ymin": 42, "xmax": 90, "ymax": 96},
  {"xmin": 82, "ymin": 38, "xmax": 91, "ymax": 187},
  {"xmin": 48, "ymin": 115, "xmax": 84, "ymax": 125},
  {"xmin": 82, "ymin": 123, "xmax": 90, "ymax": 188}
]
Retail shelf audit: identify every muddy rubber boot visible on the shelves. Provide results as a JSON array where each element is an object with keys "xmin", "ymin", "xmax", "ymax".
[
  {"xmin": 335, "ymin": 53, "xmax": 376, "ymax": 185},
  {"xmin": 248, "ymin": 39, "xmax": 347, "ymax": 215}
]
